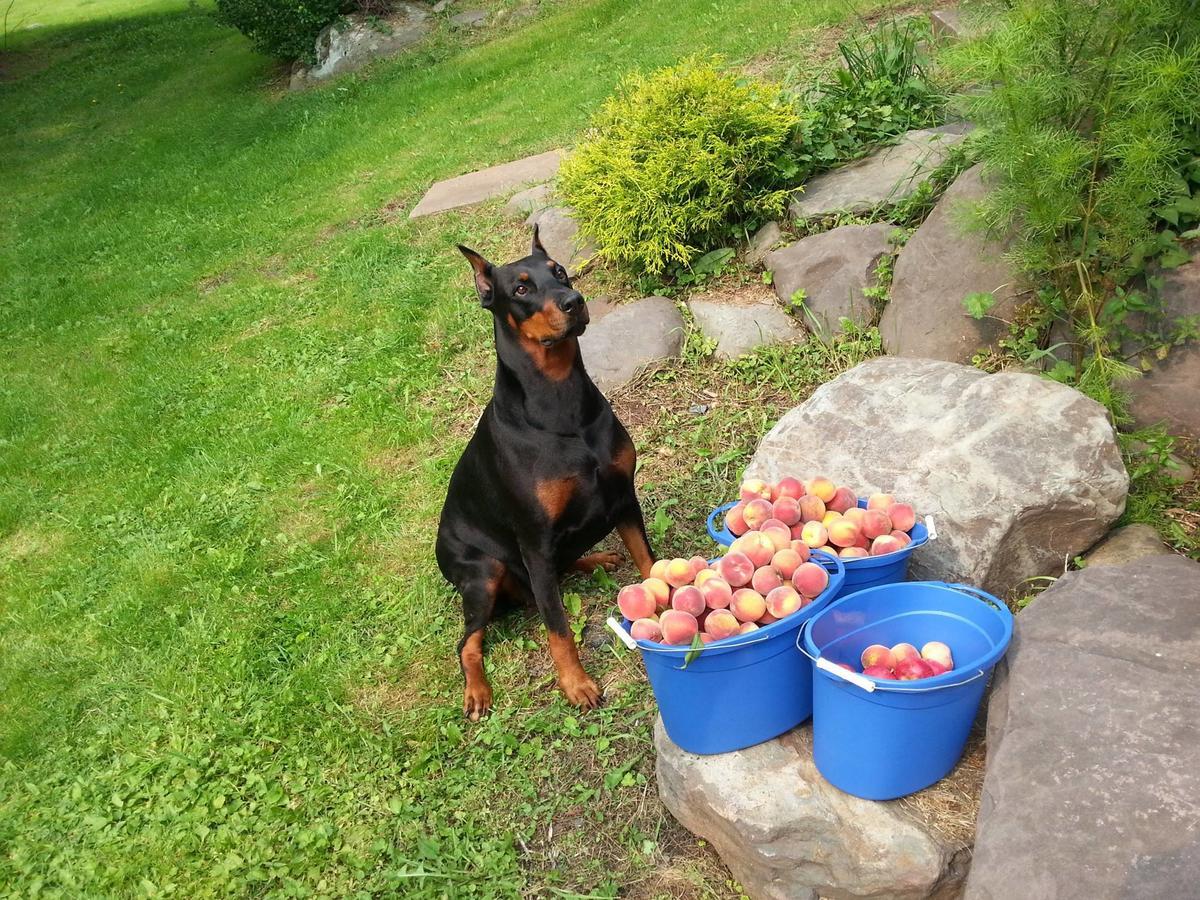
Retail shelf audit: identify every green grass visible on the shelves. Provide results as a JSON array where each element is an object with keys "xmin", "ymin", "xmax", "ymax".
[{"xmin": 1, "ymin": 0, "xmax": 895, "ymax": 894}]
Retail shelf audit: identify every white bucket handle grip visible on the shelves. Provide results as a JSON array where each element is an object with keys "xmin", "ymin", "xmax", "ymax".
[{"xmin": 796, "ymin": 630, "xmax": 986, "ymax": 692}]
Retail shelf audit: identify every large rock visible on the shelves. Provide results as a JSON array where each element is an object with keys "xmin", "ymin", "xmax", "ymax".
[
  {"xmin": 1127, "ymin": 243, "xmax": 1200, "ymax": 440},
  {"xmin": 765, "ymin": 224, "xmax": 895, "ymax": 339},
  {"xmin": 656, "ymin": 719, "xmax": 971, "ymax": 900},
  {"xmin": 967, "ymin": 555, "xmax": 1200, "ymax": 899},
  {"xmin": 409, "ymin": 149, "xmax": 563, "ymax": 218},
  {"xmin": 290, "ymin": 6, "xmax": 430, "ymax": 90},
  {"xmin": 526, "ymin": 205, "xmax": 596, "ymax": 277},
  {"xmin": 504, "ymin": 182, "xmax": 552, "ymax": 219},
  {"xmin": 746, "ymin": 221, "xmax": 784, "ymax": 267},
  {"xmin": 745, "ymin": 357, "xmax": 1128, "ymax": 596},
  {"xmin": 881, "ymin": 165, "xmax": 1028, "ymax": 364},
  {"xmin": 1083, "ymin": 523, "xmax": 1171, "ymax": 568},
  {"xmin": 688, "ymin": 297, "xmax": 804, "ymax": 359},
  {"xmin": 789, "ymin": 125, "xmax": 971, "ymax": 219},
  {"xmin": 578, "ymin": 296, "xmax": 684, "ymax": 393}
]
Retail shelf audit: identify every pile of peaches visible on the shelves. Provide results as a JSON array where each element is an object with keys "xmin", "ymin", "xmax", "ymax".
[
  {"xmin": 725, "ymin": 476, "xmax": 919, "ymax": 560},
  {"xmin": 841, "ymin": 641, "xmax": 956, "ymax": 680},
  {"xmin": 617, "ymin": 534, "xmax": 832, "ymax": 647}
]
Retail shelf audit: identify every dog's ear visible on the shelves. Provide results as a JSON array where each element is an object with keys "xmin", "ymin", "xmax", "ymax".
[
  {"xmin": 531, "ymin": 223, "xmax": 548, "ymax": 257},
  {"xmin": 457, "ymin": 245, "xmax": 495, "ymax": 307}
]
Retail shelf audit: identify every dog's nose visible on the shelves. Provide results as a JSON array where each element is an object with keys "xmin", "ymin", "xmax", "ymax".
[{"xmin": 558, "ymin": 292, "xmax": 584, "ymax": 315}]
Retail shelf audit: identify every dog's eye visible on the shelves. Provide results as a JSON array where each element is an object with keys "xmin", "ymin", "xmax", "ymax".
[
  {"xmin": 555, "ymin": 266, "xmax": 567, "ymax": 281},
  {"xmin": 515, "ymin": 284, "xmax": 528, "ymax": 295}
]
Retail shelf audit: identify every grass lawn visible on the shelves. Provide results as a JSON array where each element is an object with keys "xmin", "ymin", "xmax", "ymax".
[{"xmin": 2, "ymin": 0, "xmax": 900, "ymax": 894}]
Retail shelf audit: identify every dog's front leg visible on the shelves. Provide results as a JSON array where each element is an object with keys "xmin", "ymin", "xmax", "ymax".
[{"xmin": 520, "ymin": 542, "xmax": 602, "ymax": 710}]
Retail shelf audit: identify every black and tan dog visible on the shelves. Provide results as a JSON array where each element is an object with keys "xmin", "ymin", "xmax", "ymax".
[{"xmin": 436, "ymin": 227, "xmax": 655, "ymax": 720}]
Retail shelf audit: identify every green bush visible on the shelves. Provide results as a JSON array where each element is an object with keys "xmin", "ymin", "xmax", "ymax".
[
  {"xmin": 558, "ymin": 59, "xmax": 800, "ymax": 277},
  {"xmin": 797, "ymin": 19, "xmax": 945, "ymax": 174},
  {"xmin": 215, "ymin": 0, "xmax": 348, "ymax": 62},
  {"xmin": 943, "ymin": 0, "xmax": 1200, "ymax": 395}
]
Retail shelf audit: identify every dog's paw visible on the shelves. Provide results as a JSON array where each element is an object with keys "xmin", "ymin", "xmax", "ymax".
[
  {"xmin": 559, "ymin": 671, "xmax": 603, "ymax": 710},
  {"xmin": 590, "ymin": 550, "xmax": 623, "ymax": 572},
  {"xmin": 463, "ymin": 681, "xmax": 493, "ymax": 722}
]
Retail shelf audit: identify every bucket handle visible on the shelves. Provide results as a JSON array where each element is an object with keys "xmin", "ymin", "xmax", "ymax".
[
  {"xmin": 924, "ymin": 515, "xmax": 937, "ymax": 541},
  {"xmin": 606, "ymin": 616, "xmax": 773, "ymax": 655},
  {"xmin": 796, "ymin": 631, "xmax": 987, "ymax": 693},
  {"xmin": 934, "ymin": 582, "xmax": 1011, "ymax": 618}
]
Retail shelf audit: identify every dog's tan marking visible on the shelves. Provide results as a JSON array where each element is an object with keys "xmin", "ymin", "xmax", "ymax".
[
  {"xmin": 617, "ymin": 522, "xmax": 655, "ymax": 579},
  {"xmin": 518, "ymin": 271, "xmax": 529, "ymax": 281},
  {"xmin": 547, "ymin": 631, "xmax": 601, "ymax": 709},
  {"xmin": 535, "ymin": 476, "xmax": 577, "ymax": 520},
  {"xmin": 611, "ymin": 437, "xmax": 636, "ymax": 477},
  {"xmin": 461, "ymin": 630, "xmax": 492, "ymax": 721}
]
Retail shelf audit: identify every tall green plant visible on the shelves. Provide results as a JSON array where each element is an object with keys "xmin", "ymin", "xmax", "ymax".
[{"xmin": 943, "ymin": 0, "xmax": 1200, "ymax": 398}]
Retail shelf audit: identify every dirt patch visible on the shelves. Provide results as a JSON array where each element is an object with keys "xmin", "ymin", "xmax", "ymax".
[
  {"xmin": 198, "ymin": 270, "xmax": 234, "ymax": 294},
  {"xmin": 687, "ymin": 278, "xmax": 779, "ymax": 309},
  {"xmin": 0, "ymin": 526, "xmax": 65, "ymax": 562}
]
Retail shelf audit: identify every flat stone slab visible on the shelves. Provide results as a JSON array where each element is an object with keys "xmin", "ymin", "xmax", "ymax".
[
  {"xmin": 656, "ymin": 719, "xmax": 971, "ymax": 900},
  {"xmin": 578, "ymin": 296, "xmax": 684, "ymax": 393},
  {"xmin": 504, "ymin": 182, "xmax": 552, "ymax": 219},
  {"xmin": 409, "ymin": 149, "xmax": 563, "ymax": 218},
  {"xmin": 765, "ymin": 223, "xmax": 895, "ymax": 339},
  {"xmin": 745, "ymin": 357, "xmax": 1129, "ymax": 597},
  {"xmin": 526, "ymin": 205, "xmax": 596, "ymax": 277},
  {"xmin": 290, "ymin": 6, "xmax": 430, "ymax": 90},
  {"xmin": 967, "ymin": 555, "xmax": 1200, "ymax": 899},
  {"xmin": 790, "ymin": 125, "xmax": 971, "ymax": 219},
  {"xmin": 688, "ymin": 297, "xmax": 804, "ymax": 359},
  {"xmin": 881, "ymin": 164, "xmax": 1029, "ymax": 364},
  {"xmin": 1084, "ymin": 523, "xmax": 1171, "ymax": 568},
  {"xmin": 449, "ymin": 9, "xmax": 487, "ymax": 28}
]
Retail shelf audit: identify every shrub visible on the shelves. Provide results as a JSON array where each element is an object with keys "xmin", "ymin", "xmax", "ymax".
[
  {"xmin": 559, "ymin": 58, "xmax": 800, "ymax": 277},
  {"xmin": 796, "ymin": 19, "xmax": 945, "ymax": 174},
  {"xmin": 943, "ymin": 0, "xmax": 1200, "ymax": 397},
  {"xmin": 215, "ymin": 0, "xmax": 348, "ymax": 62}
]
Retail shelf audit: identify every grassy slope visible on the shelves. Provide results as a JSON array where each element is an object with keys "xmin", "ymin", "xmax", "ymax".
[{"xmin": 0, "ymin": 0, "xmax": 894, "ymax": 895}]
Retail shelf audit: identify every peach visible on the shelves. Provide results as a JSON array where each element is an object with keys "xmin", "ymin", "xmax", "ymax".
[
  {"xmin": 895, "ymin": 657, "xmax": 934, "ymax": 680},
  {"xmin": 843, "ymin": 507, "xmax": 867, "ymax": 527},
  {"xmin": 689, "ymin": 556, "xmax": 709, "ymax": 576},
  {"xmin": 827, "ymin": 518, "xmax": 861, "ymax": 548},
  {"xmin": 716, "ymin": 552, "xmax": 754, "ymax": 588},
  {"xmin": 642, "ymin": 577, "xmax": 670, "ymax": 608},
  {"xmin": 867, "ymin": 492, "xmax": 895, "ymax": 511},
  {"xmin": 751, "ymin": 565, "xmax": 783, "ymax": 595},
  {"xmin": 743, "ymin": 533, "xmax": 777, "ymax": 567},
  {"xmin": 861, "ymin": 510, "xmax": 892, "ymax": 540},
  {"xmin": 828, "ymin": 485, "xmax": 858, "ymax": 514},
  {"xmin": 921, "ymin": 641, "xmax": 954, "ymax": 669},
  {"xmin": 725, "ymin": 502, "xmax": 749, "ymax": 536},
  {"xmin": 788, "ymin": 540, "xmax": 812, "ymax": 562},
  {"xmin": 771, "ymin": 548, "xmax": 804, "ymax": 579},
  {"xmin": 743, "ymin": 498, "xmax": 774, "ymax": 530},
  {"xmin": 699, "ymin": 576, "xmax": 733, "ymax": 609},
  {"xmin": 775, "ymin": 476, "xmax": 806, "ymax": 499},
  {"xmin": 821, "ymin": 510, "xmax": 842, "ymax": 527},
  {"xmin": 664, "ymin": 557, "xmax": 695, "ymax": 588},
  {"xmin": 863, "ymin": 664, "xmax": 898, "ymax": 679},
  {"xmin": 760, "ymin": 523, "xmax": 792, "ymax": 552},
  {"xmin": 704, "ymin": 608, "xmax": 741, "ymax": 640},
  {"xmin": 790, "ymin": 522, "xmax": 805, "ymax": 540},
  {"xmin": 765, "ymin": 585, "xmax": 803, "ymax": 618},
  {"xmin": 925, "ymin": 659, "xmax": 950, "ymax": 677},
  {"xmin": 807, "ymin": 476, "xmax": 837, "ymax": 503},
  {"xmin": 887, "ymin": 502, "xmax": 916, "ymax": 533},
  {"xmin": 671, "ymin": 585, "xmax": 705, "ymax": 617},
  {"xmin": 630, "ymin": 618, "xmax": 663, "ymax": 642},
  {"xmin": 890, "ymin": 529, "xmax": 912, "ymax": 547},
  {"xmin": 649, "ymin": 559, "xmax": 670, "ymax": 581},
  {"xmin": 771, "ymin": 497, "xmax": 801, "ymax": 526},
  {"xmin": 617, "ymin": 584, "xmax": 656, "ymax": 621},
  {"xmin": 800, "ymin": 521, "xmax": 828, "ymax": 549},
  {"xmin": 798, "ymin": 495, "xmax": 826, "ymax": 523},
  {"xmin": 758, "ymin": 610, "xmax": 780, "ymax": 624},
  {"xmin": 870, "ymin": 535, "xmax": 905, "ymax": 556},
  {"xmin": 738, "ymin": 621, "xmax": 760, "ymax": 635},
  {"xmin": 739, "ymin": 478, "xmax": 772, "ymax": 502},
  {"xmin": 890, "ymin": 643, "xmax": 920, "ymax": 664},
  {"xmin": 860, "ymin": 644, "xmax": 895, "ymax": 669},
  {"xmin": 730, "ymin": 588, "xmax": 767, "ymax": 623},
  {"xmin": 791, "ymin": 561, "xmax": 829, "ymax": 598},
  {"xmin": 699, "ymin": 633, "xmax": 715, "ymax": 644},
  {"xmin": 659, "ymin": 609, "xmax": 699, "ymax": 645},
  {"xmin": 839, "ymin": 547, "xmax": 869, "ymax": 559}
]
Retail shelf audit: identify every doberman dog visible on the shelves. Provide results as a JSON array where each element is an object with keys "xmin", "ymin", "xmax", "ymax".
[{"xmin": 436, "ymin": 226, "xmax": 656, "ymax": 721}]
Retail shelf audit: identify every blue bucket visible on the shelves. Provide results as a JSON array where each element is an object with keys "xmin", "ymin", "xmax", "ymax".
[
  {"xmin": 612, "ymin": 551, "xmax": 845, "ymax": 755},
  {"xmin": 800, "ymin": 582, "xmax": 1013, "ymax": 799},
  {"xmin": 706, "ymin": 498, "xmax": 933, "ymax": 597}
]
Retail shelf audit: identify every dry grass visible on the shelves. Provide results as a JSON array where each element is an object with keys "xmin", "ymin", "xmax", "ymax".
[{"xmin": 896, "ymin": 716, "xmax": 986, "ymax": 847}]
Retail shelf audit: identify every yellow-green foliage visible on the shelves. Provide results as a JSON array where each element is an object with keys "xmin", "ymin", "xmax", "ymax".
[{"xmin": 559, "ymin": 58, "xmax": 799, "ymax": 276}]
